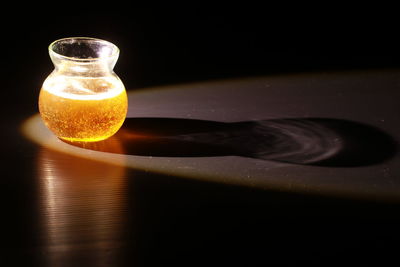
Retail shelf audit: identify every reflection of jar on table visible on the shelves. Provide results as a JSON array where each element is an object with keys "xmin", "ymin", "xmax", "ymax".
[{"xmin": 39, "ymin": 37, "xmax": 128, "ymax": 142}]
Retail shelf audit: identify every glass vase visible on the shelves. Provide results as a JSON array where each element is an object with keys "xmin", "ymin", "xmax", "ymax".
[{"xmin": 39, "ymin": 37, "xmax": 128, "ymax": 142}]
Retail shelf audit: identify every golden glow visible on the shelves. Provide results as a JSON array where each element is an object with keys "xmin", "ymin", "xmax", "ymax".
[
  {"xmin": 22, "ymin": 114, "xmax": 128, "ymax": 167},
  {"xmin": 39, "ymin": 76, "xmax": 127, "ymax": 142}
]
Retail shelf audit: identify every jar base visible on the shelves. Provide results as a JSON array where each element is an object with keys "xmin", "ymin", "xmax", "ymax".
[{"xmin": 59, "ymin": 135, "xmax": 114, "ymax": 143}]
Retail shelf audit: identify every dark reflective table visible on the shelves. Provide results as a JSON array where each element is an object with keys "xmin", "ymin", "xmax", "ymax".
[{"xmin": 3, "ymin": 70, "xmax": 400, "ymax": 266}]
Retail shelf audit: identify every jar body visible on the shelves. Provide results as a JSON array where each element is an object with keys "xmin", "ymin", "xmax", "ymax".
[
  {"xmin": 39, "ymin": 37, "xmax": 128, "ymax": 142},
  {"xmin": 39, "ymin": 73, "xmax": 127, "ymax": 142}
]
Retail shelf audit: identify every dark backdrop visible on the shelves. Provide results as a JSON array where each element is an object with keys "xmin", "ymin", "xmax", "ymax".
[{"xmin": 3, "ymin": 11, "xmax": 400, "ymax": 108}]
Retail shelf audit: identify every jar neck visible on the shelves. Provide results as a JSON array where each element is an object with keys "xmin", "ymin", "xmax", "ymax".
[
  {"xmin": 48, "ymin": 37, "xmax": 120, "ymax": 77},
  {"xmin": 52, "ymin": 59, "xmax": 116, "ymax": 76}
]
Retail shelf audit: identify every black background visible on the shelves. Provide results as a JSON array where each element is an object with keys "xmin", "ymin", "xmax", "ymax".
[
  {"xmin": 1, "ymin": 9, "xmax": 400, "ymax": 266},
  {"xmin": 3, "ymin": 10, "xmax": 400, "ymax": 116}
]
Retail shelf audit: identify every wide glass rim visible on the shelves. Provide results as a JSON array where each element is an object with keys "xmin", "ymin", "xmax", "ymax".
[{"xmin": 49, "ymin": 37, "xmax": 120, "ymax": 62}]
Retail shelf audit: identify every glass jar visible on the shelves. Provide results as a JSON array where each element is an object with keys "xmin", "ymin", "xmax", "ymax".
[{"xmin": 39, "ymin": 37, "xmax": 128, "ymax": 142}]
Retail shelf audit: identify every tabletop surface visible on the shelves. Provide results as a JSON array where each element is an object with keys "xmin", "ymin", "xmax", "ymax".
[{"xmin": 2, "ymin": 70, "xmax": 400, "ymax": 266}]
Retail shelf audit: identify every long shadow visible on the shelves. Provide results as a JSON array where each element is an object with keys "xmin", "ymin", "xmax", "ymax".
[{"xmin": 69, "ymin": 117, "xmax": 397, "ymax": 167}]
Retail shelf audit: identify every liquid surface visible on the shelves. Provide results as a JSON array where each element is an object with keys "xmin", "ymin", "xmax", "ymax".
[{"xmin": 39, "ymin": 76, "xmax": 127, "ymax": 142}]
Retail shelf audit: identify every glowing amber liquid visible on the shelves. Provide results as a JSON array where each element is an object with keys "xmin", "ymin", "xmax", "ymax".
[{"xmin": 39, "ymin": 77, "xmax": 127, "ymax": 142}]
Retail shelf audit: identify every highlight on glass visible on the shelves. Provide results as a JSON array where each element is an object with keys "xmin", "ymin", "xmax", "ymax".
[{"xmin": 38, "ymin": 37, "xmax": 128, "ymax": 142}]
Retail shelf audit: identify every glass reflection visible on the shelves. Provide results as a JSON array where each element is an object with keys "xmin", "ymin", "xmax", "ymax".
[{"xmin": 37, "ymin": 147, "xmax": 127, "ymax": 266}]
